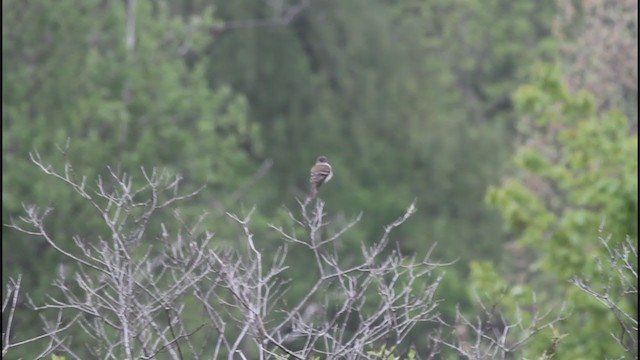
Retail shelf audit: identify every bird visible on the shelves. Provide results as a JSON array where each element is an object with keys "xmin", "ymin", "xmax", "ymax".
[{"xmin": 309, "ymin": 155, "xmax": 333, "ymax": 200}]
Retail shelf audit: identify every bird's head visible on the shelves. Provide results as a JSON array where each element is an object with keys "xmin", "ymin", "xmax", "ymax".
[{"xmin": 316, "ymin": 155, "xmax": 328, "ymax": 163}]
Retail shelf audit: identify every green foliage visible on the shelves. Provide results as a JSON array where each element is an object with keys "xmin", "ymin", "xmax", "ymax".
[
  {"xmin": 2, "ymin": 0, "xmax": 259, "ymax": 258},
  {"xmin": 407, "ymin": 0, "xmax": 557, "ymax": 122},
  {"xmin": 367, "ymin": 344, "xmax": 417, "ymax": 360},
  {"xmin": 490, "ymin": 64, "xmax": 637, "ymax": 277},
  {"xmin": 483, "ymin": 64, "xmax": 638, "ymax": 358}
]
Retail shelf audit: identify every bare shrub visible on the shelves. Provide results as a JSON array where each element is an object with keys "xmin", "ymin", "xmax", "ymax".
[
  {"xmin": 4, "ymin": 152, "xmax": 445, "ymax": 359},
  {"xmin": 430, "ymin": 295, "xmax": 567, "ymax": 360}
]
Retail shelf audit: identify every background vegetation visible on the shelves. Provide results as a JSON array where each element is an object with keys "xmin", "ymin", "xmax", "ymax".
[{"xmin": 2, "ymin": 0, "xmax": 637, "ymax": 358}]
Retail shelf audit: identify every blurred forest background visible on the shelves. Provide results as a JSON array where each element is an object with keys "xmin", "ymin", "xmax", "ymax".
[{"xmin": 2, "ymin": 0, "xmax": 637, "ymax": 358}]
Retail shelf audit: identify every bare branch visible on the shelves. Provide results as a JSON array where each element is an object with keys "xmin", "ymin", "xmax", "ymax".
[
  {"xmin": 7, "ymin": 153, "xmax": 445, "ymax": 359},
  {"xmin": 569, "ymin": 233, "xmax": 638, "ymax": 357}
]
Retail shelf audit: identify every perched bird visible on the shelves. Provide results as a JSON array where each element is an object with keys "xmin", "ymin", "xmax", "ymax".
[{"xmin": 309, "ymin": 155, "xmax": 333, "ymax": 200}]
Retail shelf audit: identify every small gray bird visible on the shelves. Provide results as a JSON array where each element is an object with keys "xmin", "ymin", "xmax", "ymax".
[{"xmin": 309, "ymin": 155, "xmax": 333, "ymax": 199}]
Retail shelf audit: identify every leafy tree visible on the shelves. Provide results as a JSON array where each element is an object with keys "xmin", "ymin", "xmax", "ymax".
[{"xmin": 482, "ymin": 64, "xmax": 637, "ymax": 358}]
